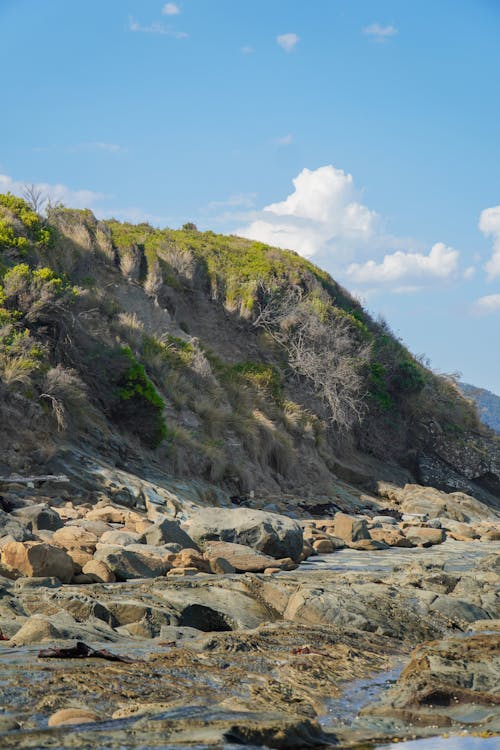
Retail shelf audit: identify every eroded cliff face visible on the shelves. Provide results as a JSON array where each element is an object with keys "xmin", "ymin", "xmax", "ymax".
[{"xmin": 0, "ymin": 199, "xmax": 499, "ymax": 511}]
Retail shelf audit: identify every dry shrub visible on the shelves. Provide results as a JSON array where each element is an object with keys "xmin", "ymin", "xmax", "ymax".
[{"xmin": 40, "ymin": 366, "xmax": 89, "ymax": 431}]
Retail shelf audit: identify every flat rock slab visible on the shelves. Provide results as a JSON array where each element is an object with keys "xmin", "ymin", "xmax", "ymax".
[{"xmin": 204, "ymin": 541, "xmax": 275, "ymax": 572}]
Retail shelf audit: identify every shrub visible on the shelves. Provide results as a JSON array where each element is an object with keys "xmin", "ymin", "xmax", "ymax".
[{"xmin": 112, "ymin": 346, "xmax": 167, "ymax": 448}]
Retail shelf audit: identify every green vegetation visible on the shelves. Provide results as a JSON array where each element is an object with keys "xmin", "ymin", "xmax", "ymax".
[
  {"xmin": 0, "ymin": 193, "xmax": 53, "ymax": 249},
  {"xmin": 113, "ymin": 346, "xmax": 168, "ymax": 448}
]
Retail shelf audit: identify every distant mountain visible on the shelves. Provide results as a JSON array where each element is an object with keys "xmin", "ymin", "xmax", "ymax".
[{"xmin": 459, "ymin": 382, "xmax": 500, "ymax": 434}]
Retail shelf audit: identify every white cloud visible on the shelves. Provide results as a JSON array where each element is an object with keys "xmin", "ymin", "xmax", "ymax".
[
  {"xmin": 238, "ymin": 165, "xmax": 379, "ymax": 260},
  {"xmin": 363, "ymin": 23, "xmax": 398, "ymax": 41},
  {"xmin": 162, "ymin": 2, "xmax": 180, "ymax": 15},
  {"xmin": 472, "ymin": 293, "xmax": 500, "ymax": 316},
  {"xmin": 479, "ymin": 205, "xmax": 500, "ymax": 279},
  {"xmin": 346, "ymin": 243, "xmax": 460, "ymax": 286},
  {"xmin": 275, "ymin": 134, "xmax": 294, "ymax": 146},
  {"xmin": 128, "ymin": 16, "xmax": 188, "ymax": 38},
  {"xmin": 0, "ymin": 173, "xmax": 107, "ymax": 210},
  {"xmin": 277, "ymin": 33, "xmax": 299, "ymax": 52}
]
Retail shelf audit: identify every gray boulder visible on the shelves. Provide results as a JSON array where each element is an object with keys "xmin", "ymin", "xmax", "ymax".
[
  {"xmin": 11, "ymin": 504, "xmax": 63, "ymax": 533},
  {"xmin": 140, "ymin": 518, "xmax": 196, "ymax": 550},
  {"xmin": 187, "ymin": 507, "xmax": 303, "ymax": 562},
  {"xmin": 94, "ymin": 546, "xmax": 169, "ymax": 580}
]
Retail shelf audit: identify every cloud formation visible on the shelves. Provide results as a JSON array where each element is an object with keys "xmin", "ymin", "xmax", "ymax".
[
  {"xmin": 128, "ymin": 16, "xmax": 188, "ymax": 38},
  {"xmin": 277, "ymin": 33, "xmax": 299, "ymax": 52},
  {"xmin": 162, "ymin": 3, "xmax": 180, "ymax": 15},
  {"xmin": 346, "ymin": 243, "xmax": 460, "ymax": 285},
  {"xmin": 472, "ymin": 293, "xmax": 500, "ymax": 315},
  {"xmin": 238, "ymin": 165, "xmax": 379, "ymax": 260},
  {"xmin": 479, "ymin": 205, "xmax": 500, "ymax": 279},
  {"xmin": 363, "ymin": 23, "xmax": 398, "ymax": 41}
]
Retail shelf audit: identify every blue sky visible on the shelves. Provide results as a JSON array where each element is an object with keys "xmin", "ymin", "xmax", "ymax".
[{"xmin": 1, "ymin": 0, "xmax": 500, "ymax": 392}]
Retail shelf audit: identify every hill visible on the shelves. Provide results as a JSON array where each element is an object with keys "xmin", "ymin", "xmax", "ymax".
[
  {"xmin": 459, "ymin": 382, "xmax": 500, "ymax": 434},
  {"xmin": 1, "ymin": 193, "xmax": 500, "ymax": 511}
]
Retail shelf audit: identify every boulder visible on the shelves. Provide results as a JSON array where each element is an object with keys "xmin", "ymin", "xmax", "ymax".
[
  {"xmin": 140, "ymin": 518, "xmax": 196, "ymax": 550},
  {"xmin": 404, "ymin": 527, "xmax": 446, "ymax": 547},
  {"xmin": 204, "ymin": 541, "xmax": 277, "ymax": 573},
  {"xmin": 333, "ymin": 513, "xmax": 370, "ymax": 543},
  {"xmin": 48, "ymin": 708, "xmax": 100, "ymax": 727},
  {"xmin": 94, "ymin": 546, "xmax": 170, "ymax": 580},
  {"xmin": 81, "ymin": 559, "xmax": 116, "ymax": 583},
  {"xmin": 0, "ymin": 509, "xmax": 34, "ymax": 543},
  {"xmin": 86, "ymin": 505, "xmax": 127, "ymax": 524},
  {"xmin": 11, "ymin": 615, "xmax": 62, "ymax": 645},
  {"xmin": 209, "ymin": 557, "xmax": 236, "ymax": 574},
  {"xmin": 312, "ymin": 539, "xmax": 335, "ymax": 554},
  {"xmin": 11, "ymin": 504, "xmax": 63, "ymax": 532},
  {"xmin": 187, "ymin": 508, "xmax": 303, "ymax": 562},
  {"xmin": 1, "ymin": 541, "xmax": 74, "ymax": 583},
  {"xmin": 369, "ymin": 528, "xmax": 414, "ymax": 547},
  {"xmin": 99, "ymin": 530, "xmax": 142, "ymax": 547},
  {"xmin": 170, "ymin": 548, "xmax": 210, "ymax": 573}
]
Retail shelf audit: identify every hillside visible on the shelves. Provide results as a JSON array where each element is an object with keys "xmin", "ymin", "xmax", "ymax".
[
  {"xmin": 1, "ymin": 193, "xmax": 500, "ymax": 510},
  {"xmin": 459, "ymin": 382, "xmax": 500, "ymax": 434}
]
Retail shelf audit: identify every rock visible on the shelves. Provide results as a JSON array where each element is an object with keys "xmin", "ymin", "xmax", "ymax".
[
  {"xmin": 333, "ymin": 513, "xmax": 370, "ymax": 543},
  {"xmin": 11, "ymin": 615, "xmax": 62, "ymax": 645},
  {"xmin": 430, "ymin": 595, "xmax": 490, "ymax": 626},
  {"xmin": 166, "ymin": 567, "xmax": 199, "ymax": 577},
  {"xmin": 48, "ymin": 708, "xmax": 100, "ymax": 727},
  {"xmin": 52, "ymin": 526, "xmax": 98, "ymax": 553},
  {"xmin": 170, "ymin": 548, "xmax": 210, "ymax": 572},
  {"xmin": 208, "ymin": 557, "xmax": 236, "ymax": 574},
  {"xmin": 94, "ymin": 546, "xmax": 170, "ymax": 581},
  {"xmin": 0, "ymin": 508, "xmax": 34, "ymax": 543},
  {"xmin": 312, "ymin": 539, "xmax": 335, "ymax": 554},
  {"xmin": 140, "ymin": 518, "xmax": 196, "ymax": 549},
  {"xmin": 398, "ymin": 484, "xmax": 499, "ymax": 523},
  {"xmin": 99, "ymin": 530, "xmax": 142, "ymax": 546},
  {"xmin": 187, "ymin": 507, "xmax": 303, "ymax": 562},
  {"xmin": 481, "ymin": 528, "xmax": 500, "ymax": 541},
  {"xmin": 404, "ymin": 527, "xmax": 446, "ymax": 547},
  {"xmin": 204, "ymin": 541, "xmax": 276, "ymax": 573},
  {"xmin": 86, "ymin": 505, "xmax": 127, "ymax": 524},
  {"xmin": 264, "ymin": 567, "xmax": 282, "ymax": 575},
  {"xmin": 363, "ymin": 634, "xmax": 500, "ymax": 730},
  {"xmin": 350, "ymin": 539, "xmax": 389, "ymax": 551},
  {"xmin": 372, "ymin": 515, "xmax": 398, "ymax": 525},
  {"xmin": 369, "ymin": 528, "xmax": 414, "ymax": 547},
  {"xmin": 81, "ymin": 559, "xmax": 116, "ymax": 583},
  {"xmin": 11, "ymin": 504, "xmax": 63, "ymax": 532},
  {"xmin": 1, "ymin": 541, "xmax": 74, "ymax": 583}
]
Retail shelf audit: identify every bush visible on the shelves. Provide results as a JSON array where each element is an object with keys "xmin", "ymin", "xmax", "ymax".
[{"xmin": 112, "ymin": 346, "xmax": 167, "ymax": 448}]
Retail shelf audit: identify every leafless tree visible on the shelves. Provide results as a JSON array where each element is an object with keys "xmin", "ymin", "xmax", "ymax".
[
  {"xmin": 253, "ymin": 283, "xmax": 369, "ymax": 431},
  {"xmin": 22, "ymin": 184, "xmax": 46, "ymax": 214}
]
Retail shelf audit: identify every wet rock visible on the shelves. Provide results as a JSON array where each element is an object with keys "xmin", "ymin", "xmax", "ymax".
[
  {"xmin": 363, "ymin": 634, "xmax": 500, "ymax": 729},
  {"xmin": 48, "ymin": 708, "xmax": 100, "ymax": 726},
  {"xmin": 1, "ymin": 541, "xmax": 74, "ymax": 583},
  {"xmin": 94, "ymin": 546, "xmax": 170, "ymax": 580},
  {"xmin": 187, "ymin": 507, "xmax": 303, "ymax": 562},
  {"xmin": 333, "ymin": 513, "xmax": 370, "ymax": 543},
  {"xmin": 204, "ymin": 541, "xmax": 276, "ymax": 573}
]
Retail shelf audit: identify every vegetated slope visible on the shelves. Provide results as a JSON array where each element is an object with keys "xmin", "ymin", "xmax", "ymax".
[
  {"xmin": 1, "ymin": 194, "xmax": 499, "ymax": 508},
  {"xmin": 459, "ymin": 382, "xmax": 500, "ymax": 434}
]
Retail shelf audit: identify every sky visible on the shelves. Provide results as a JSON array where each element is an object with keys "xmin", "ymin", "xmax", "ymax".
[{"xmin": 1, "ymin": 0, "xmax": 500, "ymax": 392}]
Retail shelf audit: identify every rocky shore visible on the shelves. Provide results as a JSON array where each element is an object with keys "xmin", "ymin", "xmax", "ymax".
[{"xmin": 0, "ymin": 475, "xmax": 499, "ymax": 748}]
